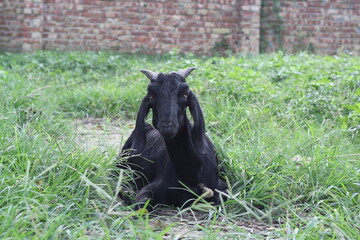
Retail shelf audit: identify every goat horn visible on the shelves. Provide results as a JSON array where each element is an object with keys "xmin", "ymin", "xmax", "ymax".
[
  {"xmin": 177, "ymin": 67, "xmax": 196, "ymax": 78},
  {"xmin": 140, "ymin": 69, "xmax": 158, "ymax": 81}
]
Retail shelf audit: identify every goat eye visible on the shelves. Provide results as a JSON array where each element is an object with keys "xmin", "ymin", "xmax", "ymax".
[
  {"xmin": 183, "ymin": 93, "xmax": 188, "ymax": 98},
  {"xmin": 148, "ymin": 94, "xmax": 153, "ymax": 100}
]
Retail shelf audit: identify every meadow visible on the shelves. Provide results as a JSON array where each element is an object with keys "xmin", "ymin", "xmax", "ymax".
[{"xmin": 0, "ymin": 51, "xmax": 359, "ymax": 239}]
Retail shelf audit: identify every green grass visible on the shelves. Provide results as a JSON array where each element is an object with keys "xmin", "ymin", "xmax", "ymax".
[{"xmin": 0, "ymin": 51, "xmax": 359, "ymax": 239}]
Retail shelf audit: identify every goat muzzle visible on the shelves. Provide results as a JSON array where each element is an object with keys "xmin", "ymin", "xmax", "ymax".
[
  {"xmin": 161, "ymin": 120, "xmax": 174, "ymax": 128},
  {"xmin": 157, "ymin": 120, "xmax": 179, "ymax": 140}
]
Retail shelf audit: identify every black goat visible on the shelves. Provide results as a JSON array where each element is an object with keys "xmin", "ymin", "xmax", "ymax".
[{"xmin": 119, "ymin": 67, "xmax": 227, "ymax": 210}]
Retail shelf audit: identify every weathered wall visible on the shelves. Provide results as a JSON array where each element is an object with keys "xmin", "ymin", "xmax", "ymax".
[
  {"xmin": 0, "ymin": 0, "xmax": 25, "ymax": 50},
  {"xmin": 0, "ymin": 0, "xmax": 359, "ymax": 54},
  {"xmin": 0, "ymin": 0, "xmax": 43, "ymax": 51},
  {"xmin": 240, "ymin": 0, "xmax": 261, "ymax": 52},
  {"xmin": 261, "ymin": 0, "xmax": 360, "ymax": 54},
  {"xmin": 1, "ymin": 0, "xmax": 260, "ymax": 54},
  {"xmin": 41, "ymin": 0, "xmax": 248, "ymax": 53}
]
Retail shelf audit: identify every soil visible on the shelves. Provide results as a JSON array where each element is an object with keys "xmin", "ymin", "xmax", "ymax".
[{"xmin": 73, "ymin": 117, "xmax": 133, "ymax": 152}]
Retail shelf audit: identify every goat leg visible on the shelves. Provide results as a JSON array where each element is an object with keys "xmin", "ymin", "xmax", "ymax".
[{"xmin": 135, "ymin": 184, "xmax": 155, "ymax": 211}]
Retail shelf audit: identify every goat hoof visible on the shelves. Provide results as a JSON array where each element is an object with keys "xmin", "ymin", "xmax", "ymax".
[{"xmin": 198, "ymin": 183, "xmax": 214, "ymax": 198}]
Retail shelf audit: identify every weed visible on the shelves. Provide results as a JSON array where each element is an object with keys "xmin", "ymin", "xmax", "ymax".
[{"xmin": 0, "ymin": 51, "xmax": 359, "ymax": 238}]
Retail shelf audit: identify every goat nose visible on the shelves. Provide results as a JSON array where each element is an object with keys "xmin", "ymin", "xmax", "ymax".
[{"xmin": 162, "ymin": 120, "xmax": 174, "ymax": 128}]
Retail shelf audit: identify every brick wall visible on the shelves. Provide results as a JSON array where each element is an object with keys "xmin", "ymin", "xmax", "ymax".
[
  {"xmin": 41, "ymin": 0, "xmax": 249, "ymax": 53},
  {"xmin": 0, "ymin": 0, "xmax": 359, "ymax": 54},
  {"xmin": 261, "ymin": 0, "xmax": 360, "ymax": 54},
  {"xmin": 1, "ymin": 0, "xmax": 259, "ymax": 54},
  {"xmin": 240, "ymin": 0, "xmax": 261, "ymax": 52},
  {"xmin": 0, "ymin": 0, "xmax": 44, "ymax": 51},
  {"xmin": 0, "ymin": 0, "xmax": 25, "ymax": 50}
]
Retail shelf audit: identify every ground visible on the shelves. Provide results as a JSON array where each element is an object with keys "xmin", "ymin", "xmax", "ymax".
[
  {"xmin": 73, "ymin": 118, "xmax": 132, "ymax": 152},
  {"xmin": 73, "ymin": 118, "xmax": 279, "ymax": 239}
]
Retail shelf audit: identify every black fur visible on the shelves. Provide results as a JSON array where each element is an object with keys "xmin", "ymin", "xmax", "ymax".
[{"xmin": 118, "ymin": 68, "xmax": 227, "ymax": 210}]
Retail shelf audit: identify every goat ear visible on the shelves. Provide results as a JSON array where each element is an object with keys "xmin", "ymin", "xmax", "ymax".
[
  {"xmin": 140, "ymin": 69, "xmax": 158, "ymax": 82},
  {"xmin": 188, "ymin": 90, "xmax": 206, "ymax": 154},
  {"xmin": 131, "ymin": 96, "xmax": 151, "ymax": 153}
]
